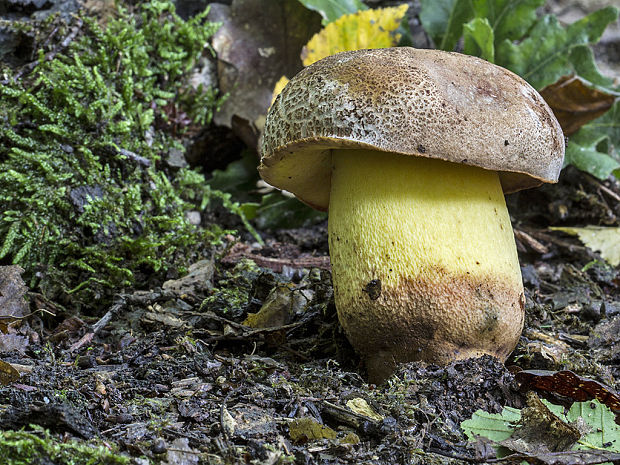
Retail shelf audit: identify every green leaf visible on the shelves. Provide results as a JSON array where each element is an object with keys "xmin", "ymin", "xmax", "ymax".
[
  {"xmin": 255, "ymin": 193, "xmax": 326, "ymax": 230},
  {"xmin": 296, "ymin": 0, "xmax": 367, "ymax": 24},
  {"xmin": 463, "ymin": 17, "xmax": 494, "ymax": 62},
  {"xmin": 207, "ymin": 150, "xmax": 259, "ymax": 200},
  {"xmin": 542, "ymin": 399, "xmax": 620, "ymax": 451},
  {"xmin": 419, "ymin": 0, "xmax": 474, "ymax": 51},
  {"xmin": 207, "ymin": 151, "xmax": 325, "ymax": 230},
  {"xmin": 565, "ymin": 101, "xmax": 620, "ymax": 179},
  {"xmin": 462, "ymin": 400, "xmax": 620, "ymax": 455},
  {"xmin": 421, "ymin": 0, "xmax": 544, "ymax": 54},
  {"xmin": 238, "ymin": 202, "xmax": 259, "ymax": 221},
  {"xmin": 565, "ymin": 141, "xmax": 620, "ymax": 181},
  {"xmin": 497, "ymin": 7, "xmax": 619, "ymax": 89},
  {"xmin": 569, "ymin": 45, "xmax": 617, "ymax": 90},
  {"xmin": 461, "ymin": 407, "xmax": 521, "ymax": 442},
  {"xmin": 472, "ymin": 0, "xmax": 544, "ymax": 43}
]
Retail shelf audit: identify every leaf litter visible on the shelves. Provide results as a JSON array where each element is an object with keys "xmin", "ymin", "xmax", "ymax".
[{"xmin": 0, "ymin": 144, "xmax": 618, "ymax": 464}]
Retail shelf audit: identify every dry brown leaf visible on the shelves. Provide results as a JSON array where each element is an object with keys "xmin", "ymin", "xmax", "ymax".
[
  {"xmin": 162, "ymin": 259, "xmax": 215, "ymax": 297},
  {"xmin": 0, "ymin": 266, "xmax": 28, "ymax": 321},
  {"xmin": 210, "ymin": 0, "xmax": 321, "ymax": 130},
  {"xmin": 540, "ymin": 75, "xmax": 615, "ymax": 136},
  {"xmin": 243, "ymin": 284, "xmax": 311, "ymax": 328},
  {"xmin": 0, "ymin": 334, "xmax": 28, "ymax": 354},
  {"xmin": 83, "ymin": 0, "xmax": 117, "ymax": 24},
  {"xmin": 0, "ymin": 360, "xmax": 20, "ymax": 386}
]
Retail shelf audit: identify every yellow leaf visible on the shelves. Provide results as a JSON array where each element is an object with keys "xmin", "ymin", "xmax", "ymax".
[
  {"xmin": 243, "ymin": 285, "xmax": 301, "ymax": 328},
  {"xmin": 0, "ymin": 360, "xmax": 19, "ymax": 385},
  {"xmin": 289, "ymin": 417, "xmax": 337, "ymax": 443},
  {"xmin": 301, "ymin": 5, "xmax": 408, "ymax": 66},
  {"xmin": 271, "ymin": 75, "xmax": 290, "ymax": 106},
  {"xmin": 345, "ymin": 397, "xmax": 384, "ymax": 421},
  {"xmin": 551, "ymin": 226, "xmax": 620, "ymax": 266}
]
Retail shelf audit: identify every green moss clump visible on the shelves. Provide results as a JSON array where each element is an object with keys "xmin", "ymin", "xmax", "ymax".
[
  {"xmin": 201, "ymin": 259, "xmax": 263, "ymax": 319},
  {"xmin": 0, "ymin": 2, "xmax": 235, "ymax": 308},
  {"xmin": 0, "ymin": 427, "xmax": 130, "ymax": 465}
]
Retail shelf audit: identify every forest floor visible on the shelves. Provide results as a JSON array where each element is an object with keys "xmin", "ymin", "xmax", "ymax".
[
  {"xmin": 4, "ymin": 165, "xmax": 620, "ymax": 464},
  {"xmin": 0, "ymin": 0, "xmax": 619, "ymax": 464}
]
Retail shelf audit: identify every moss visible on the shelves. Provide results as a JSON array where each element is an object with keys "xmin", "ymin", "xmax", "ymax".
[
  {"xmin": 0, "ymin": 427, "xmax": 130, "ymax": 465},
  {"xmin": 201, "ymin": 259, "xmax": 263, "ymax": 319},
  {"xmin": 0, "ymin": 2, "xmax": 247, "ymax": 309}
]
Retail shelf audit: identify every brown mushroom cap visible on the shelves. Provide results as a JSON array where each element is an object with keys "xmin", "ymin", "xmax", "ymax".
[{"xmin": 259, "ymin": 47, "xmax": 565, "ymax": 211}]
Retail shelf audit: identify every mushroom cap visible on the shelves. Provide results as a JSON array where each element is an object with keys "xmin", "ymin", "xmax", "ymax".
[{"xmin": 259, "ymin": 47, "xmax": 565, "ymax": 211}]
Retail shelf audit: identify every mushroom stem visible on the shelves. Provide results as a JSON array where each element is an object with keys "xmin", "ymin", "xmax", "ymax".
[{"xmin": 328, "ymin": 149, "xmax": 525, "ymax": 382}]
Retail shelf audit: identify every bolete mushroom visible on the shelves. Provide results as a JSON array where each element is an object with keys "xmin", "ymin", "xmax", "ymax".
[{"xmin": 258, "ymin": 48, "xmax": 564, "ymax": 382}]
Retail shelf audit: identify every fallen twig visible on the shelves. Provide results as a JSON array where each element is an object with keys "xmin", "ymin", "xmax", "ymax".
[
  {"xmin": 10, "ymin": 17, "xmax": 84, "ymax": 83},
  {"xmin": 222, "ymin": 242, "xmax": 330, "ymax": 272}
]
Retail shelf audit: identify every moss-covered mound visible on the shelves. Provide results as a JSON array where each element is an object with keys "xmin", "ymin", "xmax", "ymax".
[{"xmin": 0, "ymin": 2, "xmax": 227, "ymax": 309}]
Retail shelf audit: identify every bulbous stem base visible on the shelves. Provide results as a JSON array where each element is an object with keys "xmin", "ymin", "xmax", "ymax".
[{"xmin": 328, "ymin": 149, "xmax": 525, "ymax": 383}]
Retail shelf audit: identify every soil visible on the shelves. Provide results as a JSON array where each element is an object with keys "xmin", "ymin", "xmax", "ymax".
[{"xmin": 0, "ymin": 1, "xmax": 620, "ymax": 464}]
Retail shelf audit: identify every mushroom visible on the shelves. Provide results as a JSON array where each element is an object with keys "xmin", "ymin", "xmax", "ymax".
[{"xmin": 258, "ymin": 48, "xmax": 564, "ymax": 382}]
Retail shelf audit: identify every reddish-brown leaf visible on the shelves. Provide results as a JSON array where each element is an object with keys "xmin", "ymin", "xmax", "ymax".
[
  {"xmin": 540, "ymin": 75, "xmax": 615, "ymax": 136},
  {"xmin": 516, "ymin": 369, "xmax": 620, "ymax": 415}
]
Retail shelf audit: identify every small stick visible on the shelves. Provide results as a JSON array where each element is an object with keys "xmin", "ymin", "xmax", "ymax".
[
  {"xmin": 585, "ymin": 173, "xmax": 620, "ymax": 204},
  {"xmin": 13, "ymin": 18, "xmax": 84, "ymax": 82},
  {"xmin": 69, "ymin": 296, "xmax": 126, "ymax": 352}
]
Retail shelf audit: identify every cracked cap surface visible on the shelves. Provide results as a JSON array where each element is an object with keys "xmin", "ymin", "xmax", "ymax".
[{"xmin": 259, "ymin": 47, "xmax": 565, "ymax": 211}]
